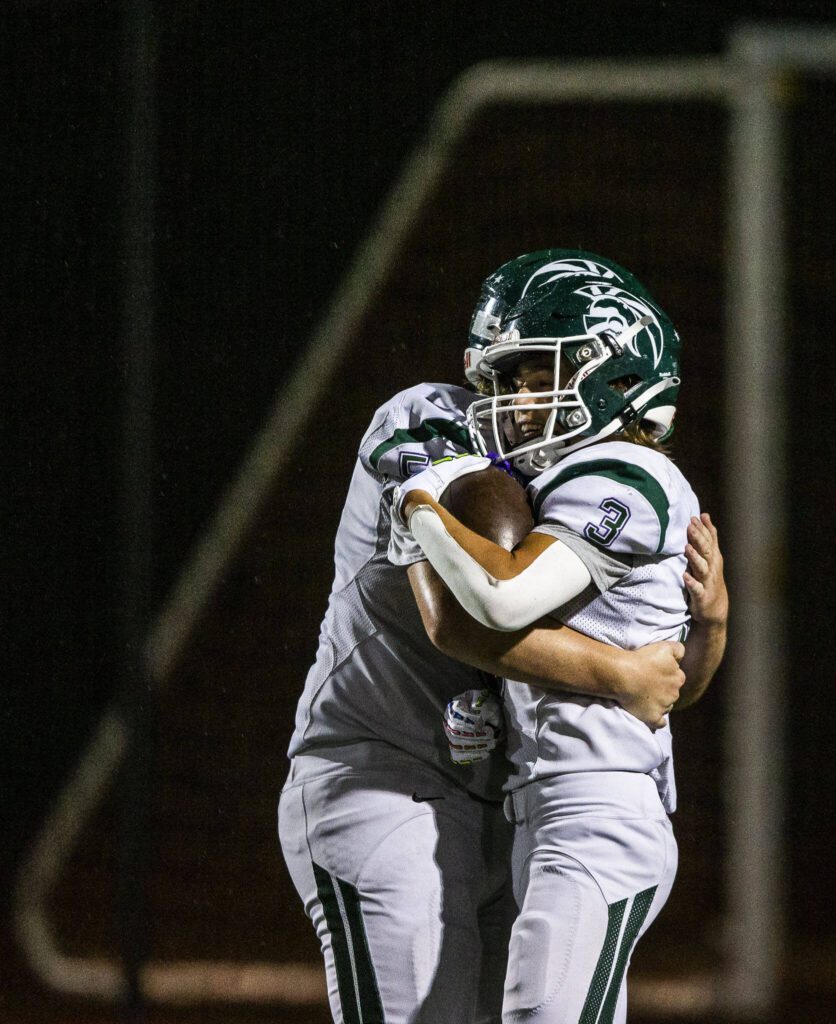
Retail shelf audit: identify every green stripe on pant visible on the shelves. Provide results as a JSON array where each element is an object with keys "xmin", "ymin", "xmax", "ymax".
[
  {"xmin": 578, "ymin": 886, "xmax": 659, "ymax": 1024},
  {"xmin": 313, "ymin": 862, "xmax": 385, "ymax": 1023},
  {"xmin": 579, "ymin": 898, "xmax": 627, "ymax": 1024},
  {"xmin": 597, "ymin": 885, "xmax": 658, "ymax": 1024}
]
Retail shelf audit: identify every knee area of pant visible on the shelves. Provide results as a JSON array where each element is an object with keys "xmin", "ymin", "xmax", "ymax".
[
  {"xmin": 504, "ymin": 908, "xmax": 557, "ymax": 1000},
  {"xmin": 504, "ymin": 868, "xmax": 610, "ymax": 1020}
]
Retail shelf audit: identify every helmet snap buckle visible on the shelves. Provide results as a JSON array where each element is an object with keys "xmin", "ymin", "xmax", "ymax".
[
  {"xmin": 618, "ymin": 401, "xmax": 641, "ymax": 426},
  {"xmin": 604, "ymin": 333, "xmax": 623, "ymax": 357}
]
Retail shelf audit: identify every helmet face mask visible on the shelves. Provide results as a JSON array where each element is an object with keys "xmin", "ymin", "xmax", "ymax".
[
  {"xmin": 464, "ymin": 252, "xmax": 681, "ymax": 475},
  {"xmin": 466, "ymin": 331, "xmax": 612, "ymax": 475}
]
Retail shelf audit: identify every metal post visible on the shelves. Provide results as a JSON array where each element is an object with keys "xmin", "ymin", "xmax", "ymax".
[
  {"xmin": 120, "ymin": 1, "xmax": 157, "ymax": 1019},
  {"xmin": 723, "ymin": 33, "xmax": 787, "ymax": 1019}
]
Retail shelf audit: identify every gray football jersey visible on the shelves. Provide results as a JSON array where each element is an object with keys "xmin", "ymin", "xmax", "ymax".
[
  {"xmin": 288, "ymin": 382, "xmax": 508, "ymax": 800},
  {"xmin": 504, "ymin": 441, "xmax": 700, "ymax": 812}
]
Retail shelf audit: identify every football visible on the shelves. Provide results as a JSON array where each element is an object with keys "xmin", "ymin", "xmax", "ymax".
[{"xmin": 439, "ymin": 466, "xmax": 533, "ymax": 551}]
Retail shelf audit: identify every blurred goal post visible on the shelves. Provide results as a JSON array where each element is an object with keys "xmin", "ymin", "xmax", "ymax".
[{"xmin": 14, "ymin": 24, "xmax": 836, "ymax": 1020}]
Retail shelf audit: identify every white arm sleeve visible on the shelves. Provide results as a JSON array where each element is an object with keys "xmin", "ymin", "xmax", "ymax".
[{"xmin": 408, "ymin": 504, "xmax": 592, "ymax": 632}]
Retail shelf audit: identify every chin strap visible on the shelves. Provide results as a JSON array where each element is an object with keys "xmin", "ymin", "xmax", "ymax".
[
  {"xmin": 603, "ymin": 314, "xmax": 653, "ymax": 357},
  {"xmin": 618, "ymin": 376, "xmax": 680, "ymax": 428},
  {"xmin": 538, "ymin": 375, "xmax": 681, "ymax": 466}
]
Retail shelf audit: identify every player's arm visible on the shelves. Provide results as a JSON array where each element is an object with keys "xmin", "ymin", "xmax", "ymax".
[
  {"xmin": 401, "ymin": 486, "xmax": 584, "ymax": 631},
  {"xmin": 408, "ymin": 561, "xmax": 684, "ymax": 729},
  {"xmin": 676, "ymin": 513, "xmax": 728, "ymax": 709},
  {"xmin": 403, "ymin": 486, "xmax": 550, "ymax": 578}
]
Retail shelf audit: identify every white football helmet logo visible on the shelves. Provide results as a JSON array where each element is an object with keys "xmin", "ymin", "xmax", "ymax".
[
  {"xmin": 577, "ymin": 283, "xmax": 664, "ymax": 368},
  {"xmin": 521, "ymin": 258, "xmax": 625, "ymax": 299}
]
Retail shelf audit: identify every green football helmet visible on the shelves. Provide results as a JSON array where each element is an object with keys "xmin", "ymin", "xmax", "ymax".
[
  {"xmin": 464, "ymin": 249, "xmax": 651, "ymax": 385},
  {"xmin": 465, "ymin": 250, "xmax": 681, "ymax": 476}
]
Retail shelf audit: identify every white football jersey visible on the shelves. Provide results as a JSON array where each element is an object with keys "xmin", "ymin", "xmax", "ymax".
[
  {"xmin": 503, "ymin": 441, "xmax": 700, "ymax": 812},
  {"xmin": 287, "ymin": 382, "xmax": 509, "ymax": 800}
]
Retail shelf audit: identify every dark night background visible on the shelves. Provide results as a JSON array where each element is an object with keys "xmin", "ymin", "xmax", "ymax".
[{"xmin": 5, "ymin": 2, "xmax": 836, "ymax": 1022}]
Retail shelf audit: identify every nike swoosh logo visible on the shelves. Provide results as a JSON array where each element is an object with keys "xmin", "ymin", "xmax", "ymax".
[{"xmin": 412, "ymin": 793, "xmax": 445, "ymax": 802}]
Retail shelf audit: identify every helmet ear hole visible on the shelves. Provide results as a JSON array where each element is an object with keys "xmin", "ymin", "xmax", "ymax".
[{"xmin": 608, "ymin": 374, "xmax": 642, "ymax": 394}]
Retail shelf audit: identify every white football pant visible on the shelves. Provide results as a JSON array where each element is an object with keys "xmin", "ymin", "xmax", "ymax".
[
  {"xmin": 279, "ymin": 756, "xmax": 514, "ymax": 1023},
  {"xmin": 503, "ymin": 772, "xmax": 678, "ymax": 1024}
]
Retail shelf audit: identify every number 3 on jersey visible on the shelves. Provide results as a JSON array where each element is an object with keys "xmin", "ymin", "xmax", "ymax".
[{"xmin": 584, "ymin": 497, "xmax": 631, "ymax": 547}]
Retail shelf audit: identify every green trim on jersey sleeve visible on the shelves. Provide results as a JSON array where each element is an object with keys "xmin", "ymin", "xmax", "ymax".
[
  {"xmin": 533, "ymin": 458, "xmax": 670, "ymax": 554},
  {"xmin": 368, "ymin": 417, "xmax": 472, "ymax": 470}
]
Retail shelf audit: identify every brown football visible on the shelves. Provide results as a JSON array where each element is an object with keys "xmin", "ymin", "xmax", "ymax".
[{"xmin": 439, "ymin": 467, "xmax": 533, "ymax": 551}]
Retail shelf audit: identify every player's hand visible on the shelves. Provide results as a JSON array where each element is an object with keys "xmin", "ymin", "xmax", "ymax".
[
  {"xmin": 684, "ymin": 513, "xmax": 728, "ymax": 627},
  {"xmin": 618, "ymin": 641, "xmax": 686, "ymax": 730},
  {"xmin": 391, "ymin": 454, "xmax": 491, "ymax": 527},
  {"xmin": 444, "ymin": 689, "xmax": 505, "ymax": 765}
]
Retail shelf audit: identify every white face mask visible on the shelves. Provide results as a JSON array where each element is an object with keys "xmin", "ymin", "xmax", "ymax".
[
  {"xmin": 466, "ymin": 335, "xmax": 606, "ymax": 475},
  {"xmin": 465, "ymin": 321, "xmax": 680, "ymax": 476}
]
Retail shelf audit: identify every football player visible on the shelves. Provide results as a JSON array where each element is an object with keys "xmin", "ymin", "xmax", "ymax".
[
  {"xmin": 279, "ymin": 251, "xmax": 725, "ymax": 1024},
  {"xmin": 391, "ymin": 251, "xmax": 727, "ymax": 1023}
]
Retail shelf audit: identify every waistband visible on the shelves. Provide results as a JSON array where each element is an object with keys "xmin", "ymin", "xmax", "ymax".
[
  {"xmin": 504, "ymin": 771, "xmax": 668, "ymax": 825},
  {"xmin": 284, "ymin": 743, "xmax": 428, "ymax": 785},
  {"xmin": 283, "ymin": 744, "xmax": 502, "ymax": 805}
]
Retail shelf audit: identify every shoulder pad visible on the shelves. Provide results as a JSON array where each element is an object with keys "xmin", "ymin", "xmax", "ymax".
[
  {"xmin": 360, "ymin": 383, "xmax": 475, "ymax": 479},
  {"xmin": 531, "ymin": 455, "xmax": 674, "ymax": 555}
]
